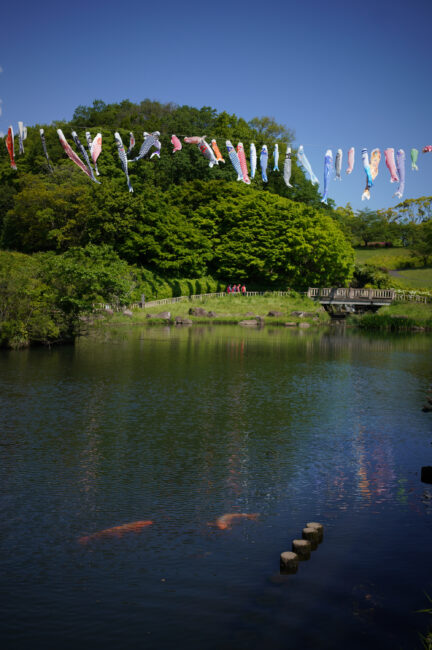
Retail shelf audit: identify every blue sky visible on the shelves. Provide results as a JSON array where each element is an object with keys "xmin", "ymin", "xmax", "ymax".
[{"xmin": 1, "ymin": 0, "xmax": 432, "ymax": 210}]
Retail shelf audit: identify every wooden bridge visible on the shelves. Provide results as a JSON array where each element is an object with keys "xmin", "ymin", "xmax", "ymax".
[{"xmin": 307, "ymin": 288, "xmax": 395, "ymax": 316}]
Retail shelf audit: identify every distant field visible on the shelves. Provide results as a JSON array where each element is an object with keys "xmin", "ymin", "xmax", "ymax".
[
  {"xmin": 354, "ymin": 247, "xmax": 414, "ymax": 269},
  {"xmin": 391, "ymin": 268, "xmax": 432, "ymax": 289}
]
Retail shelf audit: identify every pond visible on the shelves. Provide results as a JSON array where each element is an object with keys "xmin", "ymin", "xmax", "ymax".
[{"xmin": 1, "ymin": 325, "xmax": 431, "ymax": 649}]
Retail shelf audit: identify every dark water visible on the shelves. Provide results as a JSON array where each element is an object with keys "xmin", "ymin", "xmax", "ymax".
[{"xmin": 1, "ymin": 325, "xmax": 431, "ymax": 649}]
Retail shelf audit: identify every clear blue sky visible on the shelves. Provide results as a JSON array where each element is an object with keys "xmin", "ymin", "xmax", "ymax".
[{"xmin": 1, "ymin": 0, "xmax": 432, "ymax": 210}]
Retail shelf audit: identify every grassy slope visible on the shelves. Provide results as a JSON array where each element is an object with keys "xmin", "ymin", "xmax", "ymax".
[
  {"xmin": 355, "ymin": 247, "xmax": 415, "ymax": 269},
  {"xmin": 95, "ymin": 294, "xmax": 329, "ymax": 326},
  {"xmin": 355, "ymin": 248, "xmax": 432, "ymax": 289}
]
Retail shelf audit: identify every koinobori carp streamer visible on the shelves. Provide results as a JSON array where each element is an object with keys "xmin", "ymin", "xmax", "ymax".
[
  {"xmin": 394, "ymin": 149, "xmax": 406, "ymax": 199},
  {"xmin": 260, "ymin": 145, "xmax": 268, "ymax": 182},
  {"xmin": 57, "ymin": 129, "xmax": 93, "ymax": 180},
  {"xmin": 283, "ymin": 146, "xmax": 293, "ymax": 187},
  {"xmin": 250, "ymin": 143, "xmax": 257, "ymax": 179},
  {"xmin": 384, "ymin": 148, "xmax": 399, "ymax": 183},
  {"xmin": 321, "ymin": 149, "xmax": 333, "ymax": 204},
  {"xmin": 5, "ymin": 126, "xmax": 17, "ymax": 170},
  {"xmin": 346, "ymin": 147, "xmax": 355, "ymax": 174},
  {"xmin": 297, "ymin": 145, "xmax": 319, "ymax": 185},
  {"xmin": 211, "ymin": 139, "xmax": 224, "ymax": 163},
  {"xmin": 114, "ymin": 131, "xmax": 133, "ymax": 193},
  {"xmin": 39, "ymin": 129, "xmax": 53, "ymax": 172},
  {"xmin": 226, "ymin": 140, "xmax": 243, "ymax": 181},
  {"xmin": 237, "ymin": 142, "xmax": 250, "ymax": 184}
]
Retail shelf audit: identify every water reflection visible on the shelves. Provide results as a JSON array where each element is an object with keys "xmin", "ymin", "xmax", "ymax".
[{"xmin": 0, "ymin": 326, "xmax": 431, "ymax": 650}]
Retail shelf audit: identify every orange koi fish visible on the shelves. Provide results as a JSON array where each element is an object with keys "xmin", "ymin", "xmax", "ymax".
[
  {"xmin": 209, "ymin": 513, "xmax": 259, "ymax": 530},
  {"xmin": 79, "ymin": 520, "xmax": 153, "ymax": 544},
  {"xmin": 211, "ymin": 139, "xmax": 225, "ymax": 163}
]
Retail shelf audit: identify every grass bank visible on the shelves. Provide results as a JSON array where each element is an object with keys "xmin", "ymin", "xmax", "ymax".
[
  {"xmin": 91, "ymin": 293, "xmax": 330, "ymax": 328},
  {"xmin": 354, "ymin": 302, "xmax": 432, "ymax": 332}
]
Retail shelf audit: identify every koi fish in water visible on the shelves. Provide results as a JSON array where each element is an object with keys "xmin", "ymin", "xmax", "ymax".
[
  {"xmin": 79, "ymin": 520, "xmax": 153, "ymax": 544},
  {"xmin": 209, "ymin": 513, "xmax": 259, "ymax": 530}
]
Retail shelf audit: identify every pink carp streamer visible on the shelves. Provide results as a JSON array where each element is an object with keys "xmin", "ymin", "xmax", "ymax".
[
  {"xmin": 384, "ymin": 148, "xmax": 399, "ymax": 183},
  {"xmin": 184, "ymin": 136, "xmax": 201, "ymax": 144},
  {"xmin": 5, "ymin": 126, "xmax": 17, "ymax": 170},
  {"xmin": 423, "ymin": 145, "xmax": 432, "ymax": 153},
  {"xmin": 90, "ymin": 134, "xmax": 102, "ymax": 175},
  {"xmin": 57, "ymin": 129, "xmax": 92, "ymax": 179},
  {"xmin": 237, "ymin": 142, "xmax": 251, "ymax": 184},
  {"xmin": 346, "ymin": 147, "xmax": 355, "ymax": 174},
  {"xmin": 171, "ymin": 135, "xmax": 182, "ymax": 153},
  {"xmin": 362, "ymin": 148, "xmax": 381, "ymax": 201}
]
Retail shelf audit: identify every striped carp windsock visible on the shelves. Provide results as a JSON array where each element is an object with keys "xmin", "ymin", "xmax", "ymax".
[
  {"xmin": 226, "ymin": 140, "xmax": 243, "ymax": 181},
  {"xmin": 394, "ymin": 149, "xmax": 406, "ymax": 199},
  {"xmin": 297, "ymin": 145, "xmax": 319, "ymax": 185},
  {"xmin": 90, "ymin": 133, "xmax": 102, "ymax": 176},
  {"xmin": 250, "ymin": 143, "xmax": 257, "ymax": 178},
  {"xmin": 335, "ymin": 149, "xmax": 342, "ymax": 180},
  {"xmin": 39, "ymin": 129, "xmax": 53, "ymax": 173},
  {"xmin": 283, "ymin": 146, "xmax": 293, "ymax": 187},
  {"xmin": 260, "ymin": 145, "xmax": 268, "ymax": 182},
  {"xmin": 384, "ymin": 148, "xmax": 399, "ymax": 183},
  {"xmin": 171, "ymin": 134, "xmax": 182, "ymax": 153},
  {"xmin": 362, "ymin": 148, "xmax": 380, "ymax": 200},
  {"xmin": 114, "ymin": 132, "xmax": 133, "ymax": 193},
  {"xmin": 184, "ymin": 136, "xmax": 202, "ymax": 144},
  {"xmin": 197, "ymin": 137, "xmax": 218, "ymax": 167},
  {"xmin": 273, "ymin": 143, "xmax": 279, "ymax": 171},
  {"xmin": 236, "ymin": 143, "xmax": 250, "ymax": 184},
  {"xmin": 131, "ymin": 132, "xmax": 160, "ymax": 162},
  {"xmin": 127, "ymin": 132, "xmax": 135, "ymax": 155},
  {"xmin": 211, "ymin": 139, "xmax": 225, "ymax": 163},
  {"xmin": 321, "ymin": 149, "xmax": 333, "ymax": 204},
  {"xmin": 411, "ymin": 148, "xmax": 419, "ymax": 170},
  {"xmin": 71, "ymin": 131, "xmax": 100, "ymax": 184},
  {"xmin": 346, "ymin": 147, "xmax": 355, "ymax": 174},
  {"xmin": 361, "ymin": 148, "xmax": 373, "ymax": 201},
  {"xmin": 57, "ymin": 129, "xmax": 92, "ymax": 179},
  {"xmin": 18, "ymin": 121, "xmax": 25, "ymax": 155},
  {"xmin": 5, "ymin": 126, "xmax": 17, "ymax": 169}
]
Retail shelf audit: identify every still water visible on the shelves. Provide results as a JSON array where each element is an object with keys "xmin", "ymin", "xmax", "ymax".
[{"xmin": 1, "ymin": 325, "xmax": 431, "ymax": 649}]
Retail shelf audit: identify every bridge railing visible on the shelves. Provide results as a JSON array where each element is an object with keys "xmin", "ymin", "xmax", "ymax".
[{"xmin": 307, "ymin": 288, "xmax": 395, "ymax": 301}]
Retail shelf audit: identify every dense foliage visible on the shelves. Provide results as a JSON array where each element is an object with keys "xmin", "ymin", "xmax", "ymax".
[{"xmin": 0, "ymin": 98, "xmax": 357, "ymax": 346}]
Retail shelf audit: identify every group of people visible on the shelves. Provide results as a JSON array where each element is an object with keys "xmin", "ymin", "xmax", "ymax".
[{"xmin": 226, "ymin": 283, "xmax": 247, "ymax": 295}]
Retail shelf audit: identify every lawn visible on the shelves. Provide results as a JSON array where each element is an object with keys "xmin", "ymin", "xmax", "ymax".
[
  {"xmin": 96, "ymin": 293, "xmax": 330, "ymax": 326},
  {"xmin": 354, "ymin": 247, "xmax": 415, "ymax": 270},
  {"xmin": 390, "ymin": 268, "xmax": 432, "ymax": 289}
]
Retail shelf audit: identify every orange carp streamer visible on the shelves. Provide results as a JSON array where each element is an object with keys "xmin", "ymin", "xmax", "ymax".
[
  {"xmin": 209, "ymin": 513, "xmax": 259, "ymax": 530},
  {"xmin": 211, "ymin": 139, "xmax": 225, "ymax": 163},
  {"xmin": 79, "ymin": 520, "xmax": 153, "ymax": 544}
]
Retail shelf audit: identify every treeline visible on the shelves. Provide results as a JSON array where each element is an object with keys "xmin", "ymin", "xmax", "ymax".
[{"xmin": 0, "ymin": 99, "xmax": 356, "ymax": 347}]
